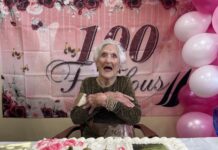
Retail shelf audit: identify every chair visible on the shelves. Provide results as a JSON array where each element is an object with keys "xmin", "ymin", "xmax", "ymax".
[{"xmin": 53, "ymin": 124, "xmax": 158, "ymax": 139}]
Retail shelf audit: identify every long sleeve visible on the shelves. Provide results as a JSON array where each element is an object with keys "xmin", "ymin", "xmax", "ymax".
[
  {"xmin": 109, "ymin": 77, "xmax": 141, "ymax": 124},
  {"xmin": 70, "ymin": 106, "xmax": 90, "ymax": 124},
  {"xmin": 70, "ymin": 79, "xmax": 91, "ymax": 124},
  {"xmin": 70, "ymin": 76, "xmax": 141, "ymax": 125},
  {"xmin": 112, "ymin": 102, "xmax": 141, "ymax": 124}
]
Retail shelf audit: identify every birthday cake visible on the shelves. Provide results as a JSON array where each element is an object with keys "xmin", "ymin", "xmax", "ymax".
[{"xmin": 32, "ymin": 137, "xmax": 188, "ymax": 150}]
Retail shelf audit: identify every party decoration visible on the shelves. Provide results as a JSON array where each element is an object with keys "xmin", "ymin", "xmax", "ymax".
[
  {"xmin": 157, "ymin": 69, "xmax": 191, "ymax": 107},
  {"xmin": 184, "ymin": 105, "xmax": 213, "ymax": 115},
  {"xmin": 212, "ymin": 6, "xmax": 218, "ymax": 34},
  {"xmin": 211, "ymin": 56, "xmax": 218, "ymax": 66},
  {"xmin": 182, "ymin": 33, "xmax": 218, "ymax": 67},
  {"xmin": 178, "ymin": 84, "xmax": 195, "ymax": 104},
  {"xmin": 213, "ymin": 107, "xmax": 218, "ymax": 136},
  {"xmin": 178, "ymin": 84, "xmax": 218, "ymax": 105},
  {"xmin": 206, "ymin": 24, "xmax": 216, "ymax": 33},
  {"xmin": 1, "ymin": 0, "xmax": 194, "ymax": 118},
  {"xmin": 189, "ymin": 65, "xmax": 218, "ymax": 98},
  {"xmin": 192, "ymin": 0, "xmax": 218, "ymax": 14},
  {"xmin": 177, "ymin": 112, "xmax": 214, "ymax": 137},
  {"xmin": 178, "ymin": 84, "xmax": 218, "ymax": 115},
  {"xmin": 174, "ymin": 11, "xmax": 211, "ymax": 42}
]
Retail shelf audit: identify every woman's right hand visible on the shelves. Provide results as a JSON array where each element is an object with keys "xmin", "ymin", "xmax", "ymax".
[{"xmin": 82, "ymin": 91, "xmax": 135, "ymax": 114}]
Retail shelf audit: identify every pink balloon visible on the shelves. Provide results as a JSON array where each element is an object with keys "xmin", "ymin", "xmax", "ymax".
[
  {"xmin": 211, "ymin": 55, "xmax": 218, "ymax": 65},
  {"xmin": 212, "ymin": 7, "xmax": 218, "ymax": 33},
  {"xmin": 178, "ymin": 84, "xmax": 195, "ymax": 105},
  {"xmin": 207, "ymin": 24, "xmax": 216, "ymax": 33},
  {"xmin": 178, "ymin": 84, "xmax": 218, "ymax": 115},
  {"xmin": 179, "ymin": 84, "xmax": 218, "ymax": 105},
  {"xmin": 192, "ymin": 0, "xmax": 218, "ymax": 14},
  {"xmin": 184, "ymin": 104, "xmax": 214, "ymax": 115},
  {"xmin": 177, "ymin": 112, "xmax": 214, "ymax": 137}
]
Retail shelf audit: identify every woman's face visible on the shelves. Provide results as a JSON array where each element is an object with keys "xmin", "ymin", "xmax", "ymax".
[{"xmin": 96, "ymin": 44, "xmax": 120, "ymax": 80}]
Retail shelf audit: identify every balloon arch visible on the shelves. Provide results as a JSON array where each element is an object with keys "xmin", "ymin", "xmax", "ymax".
[{"xmin": 174, "ymin": 0, "xmax": 218, "ymax": 137}]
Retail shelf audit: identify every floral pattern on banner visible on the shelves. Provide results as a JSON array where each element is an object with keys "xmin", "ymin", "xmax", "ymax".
[
  {"xmin": 0, "ymin": 0, "xmax": 176, "ymax": 28},
  {"xmin": 0, "ymin": 0, "xmax": 192, "ymax": 118},
  {"xmin": 2, "ymin": 75, "xmax": 68, "ymax": 118}
]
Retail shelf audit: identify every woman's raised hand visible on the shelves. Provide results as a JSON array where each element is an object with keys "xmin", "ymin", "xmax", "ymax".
[
  {"xmin": 82, "ymin": 92, "xmax": 135, "ymax": 114},
  {"xmin": 82, "ymin": 93, "xmax": 107, "ymax": 114},
  {"xmin": 105, "ymin": 91, "xmax": 135, "ymax": 108}
]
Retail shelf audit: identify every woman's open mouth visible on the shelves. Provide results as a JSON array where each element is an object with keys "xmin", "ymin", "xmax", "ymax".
[{"xmin": 103, "ymin": 66, "xmax": 113, "ymax": 72}]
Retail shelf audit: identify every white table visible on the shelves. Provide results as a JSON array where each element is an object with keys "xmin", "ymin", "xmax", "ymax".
[
  {"xmin": 0, "ymin": 137, "xmax": 218, "ymax": 150},
  {"xmin": 181, "ymin": 137, "xmax": 218, "ymax": 150}
]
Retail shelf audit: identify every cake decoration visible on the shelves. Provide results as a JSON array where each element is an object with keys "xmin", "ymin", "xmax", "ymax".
[{"xmin": 32, "ymin": 137, "xmax": 188, "ymax": 150}]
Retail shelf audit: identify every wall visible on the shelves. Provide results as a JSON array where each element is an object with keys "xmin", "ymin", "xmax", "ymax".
[
  {"xmin": 0, "ymin": 68, "xmax": 179, "ymax": 141},
  {"xmin": 0, "ymin": 116, "xmax": 179, "ymax": 141}
]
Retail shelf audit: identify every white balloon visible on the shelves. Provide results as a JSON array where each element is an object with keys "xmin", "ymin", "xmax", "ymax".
[
  {"xmin": 182, "ymin": 33, "xmax": 218, "ymax": 67},
  {"xmin": 189, "ymin": 65, "xmax": 218, "ymax": 98},
  {"xmin": 174, "ymin": 11, "xmax": 211, "ymax": 42}
]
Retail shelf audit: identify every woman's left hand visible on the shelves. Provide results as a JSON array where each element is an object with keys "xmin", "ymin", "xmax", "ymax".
[
  {"xmin": 82, "ymin": 93, "xmax": 107, "ymax": 114},
  {"xmin": 82, "ymin": 92, "xmax": 135, "ymax": 114}
]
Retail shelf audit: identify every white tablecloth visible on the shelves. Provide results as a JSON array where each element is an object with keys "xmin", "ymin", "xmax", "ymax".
[
  {"xmin": 0, "ymin": 137, "xmax": 218, "ymax": 150},
  {"xmin": 181, "ymin": 137, "xmax": 218, "ymax": 150}
]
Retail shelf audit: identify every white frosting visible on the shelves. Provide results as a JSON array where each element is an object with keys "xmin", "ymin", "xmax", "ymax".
[{"xmin": 33, "ymin": 137, "xmax": 188, "ymax": 150}]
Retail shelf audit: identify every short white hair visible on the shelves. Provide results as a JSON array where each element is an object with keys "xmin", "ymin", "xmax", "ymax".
[{"xmin": 93, "ymin": 38, "xmax": 126, "ymax": 65}]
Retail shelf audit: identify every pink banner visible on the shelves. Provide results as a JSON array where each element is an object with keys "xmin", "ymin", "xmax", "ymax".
[{"xmin": 0, "ymin": 0, "xmax": 193, "ymax": 118}]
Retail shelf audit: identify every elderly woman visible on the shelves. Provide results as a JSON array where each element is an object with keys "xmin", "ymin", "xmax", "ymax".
[{"xmin": 70, "ymin": 39, "xmax": 141, "ymax": 138}]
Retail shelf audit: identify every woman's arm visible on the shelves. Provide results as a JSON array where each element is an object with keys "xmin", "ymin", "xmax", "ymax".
[
  {"xmin": 70, "ymin": 79, "xmax": 91, "ymax": 124},
  {"xmin": 111, "ymin": 101, "xmax": 141, "ymax": 124},
  {"xmin": 107, "ymin": 77, "xmax": 141, "ymax": 124},
  {"xmin": 70, "ymin": 106, "xmax": 90, "ymax": 124}
]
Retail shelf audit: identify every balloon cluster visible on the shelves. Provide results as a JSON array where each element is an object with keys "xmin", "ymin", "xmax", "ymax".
[{"xmin": 174, "ymin": 0, "xmax": 218, "ymax": 137}]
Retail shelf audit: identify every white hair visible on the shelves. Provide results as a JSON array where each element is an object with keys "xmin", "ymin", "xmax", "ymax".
[{"xmin": 93, "ymin": 39, "xmax": 126, "ymax": 65}]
